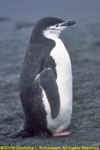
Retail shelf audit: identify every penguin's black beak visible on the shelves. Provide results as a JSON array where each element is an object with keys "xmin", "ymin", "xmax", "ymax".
[{"xmin": 62, "ymin": 20, "xmax": 76, "ymax": 27}]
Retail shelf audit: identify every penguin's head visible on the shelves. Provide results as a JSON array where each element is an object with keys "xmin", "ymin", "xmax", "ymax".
[
  {"xmin": 31, "ymin": 17, "xmax": 76, "ymax": 42},
  {"xmin": 42, "ymin": 17, "xmax": 76, "ymax": 39}
]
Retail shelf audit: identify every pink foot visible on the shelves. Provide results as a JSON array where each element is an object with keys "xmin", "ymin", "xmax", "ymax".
[{"xmin": 52, "ymin": 131, "xmax": 71, "ymax": 137}]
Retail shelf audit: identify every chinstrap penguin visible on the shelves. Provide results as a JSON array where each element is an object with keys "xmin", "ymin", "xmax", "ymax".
[{"xmin": 11, "ymin": 17, "xmax": 75, "ymax": 138}]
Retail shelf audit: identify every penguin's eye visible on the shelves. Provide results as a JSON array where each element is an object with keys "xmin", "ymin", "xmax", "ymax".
[{"xmin": 56, "ymin": 24, "xmax": 59, "ymax": 27}]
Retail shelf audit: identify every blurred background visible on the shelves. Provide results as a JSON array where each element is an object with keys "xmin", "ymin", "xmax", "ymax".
[{"xmin": 0, "ymin": 0, "xmax": 100, "ymax": 146}]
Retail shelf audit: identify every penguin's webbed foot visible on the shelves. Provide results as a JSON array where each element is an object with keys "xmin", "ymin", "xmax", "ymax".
[
  {"xmin": 38, "ymin": 131, "xmax": 52, "ymax": 138},
  {"xmin": 52, "ymin": 131, "xmax": 71, "ymax": 137}
]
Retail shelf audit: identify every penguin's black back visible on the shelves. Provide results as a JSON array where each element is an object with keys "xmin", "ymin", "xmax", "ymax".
[{"xmin": 19, "ymin": 35, "xmax": 55, "ymax": 134}]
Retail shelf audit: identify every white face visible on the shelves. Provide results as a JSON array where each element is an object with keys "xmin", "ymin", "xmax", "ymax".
[{"xmin": 43, "ymin": 22, "xmax": 67, "ymax": 40}]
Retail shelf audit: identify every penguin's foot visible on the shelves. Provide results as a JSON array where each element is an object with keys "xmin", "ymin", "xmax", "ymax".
[
  {"xmin": 8, "ymin": 129, "xmax": 33, "ymax": 138},
  {"xmin": 52, "ymin": 131, "xmax": 71, "ymax": 137},
  {"xmin": 38, "ymin": 130, "xmax": 52, "ymax": 138}
]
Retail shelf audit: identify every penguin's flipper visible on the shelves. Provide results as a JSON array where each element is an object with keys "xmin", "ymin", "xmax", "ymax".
[
  {"xmin": 40, "ymin": 55, "xmax": 57, "ymax": 78},
  {"xmin": 39, "ymin": 68, "xmax": 60, "ymax": 119}
]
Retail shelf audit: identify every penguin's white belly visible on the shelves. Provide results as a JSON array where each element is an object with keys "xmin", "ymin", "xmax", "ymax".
[{"xmin": 43, "ymin": 38, "xmax": 72, "ymax": 133}]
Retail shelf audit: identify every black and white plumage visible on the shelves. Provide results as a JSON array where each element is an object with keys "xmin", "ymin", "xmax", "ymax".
[{"xmin": 14, "ymin": 17, "xmax": 75, "ymax": 137}]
